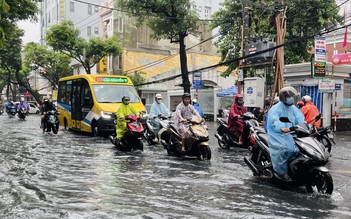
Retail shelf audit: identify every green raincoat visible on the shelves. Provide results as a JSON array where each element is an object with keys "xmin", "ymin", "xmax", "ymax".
[{"xmin": 116, "ymin": 104, "xmax": 139, "ymax": 139}]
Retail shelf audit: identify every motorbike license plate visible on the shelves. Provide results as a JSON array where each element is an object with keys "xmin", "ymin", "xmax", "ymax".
[
  {"xmin": 10, "ymin": 109, "xmax": 16, "ymax": 112},
  {"xmin": 327, "ymin": 133, "xmax": 334, "ymax": 139}
]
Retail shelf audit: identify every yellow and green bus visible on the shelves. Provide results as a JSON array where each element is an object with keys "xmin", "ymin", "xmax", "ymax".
[{"xmin": 57, "ymin": 75, "xmax": 146, "ymax": 136}]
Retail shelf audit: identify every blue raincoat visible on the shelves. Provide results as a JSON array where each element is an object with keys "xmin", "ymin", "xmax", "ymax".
[
  {"xmin": 267, "ymin": 102, "xmax": 304, "ymax": 175},
  {"xmin": 149, "ymin": 101, "xmax": 170, "ymax": 134},
  {"xmin": 193, "ymin": 103, "xmax": 204, "ymax": 118}
]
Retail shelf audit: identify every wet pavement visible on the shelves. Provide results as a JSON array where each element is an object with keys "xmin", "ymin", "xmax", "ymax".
[{"xmin": 0, "ymin": 114, "xmax": 350, "ymax": 218}]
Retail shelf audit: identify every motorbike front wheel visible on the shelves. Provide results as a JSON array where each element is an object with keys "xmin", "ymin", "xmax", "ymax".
[
  {"xmin": 306, "ymin": 170, "xmax": 333, "ymax": 194},
  {"xmin": 52, "ymin": 124, "xmax": 58, "ymax": 134},
  {"xmin": 197, "ymin": 145, "xmax": 211, "ymax": 161}
]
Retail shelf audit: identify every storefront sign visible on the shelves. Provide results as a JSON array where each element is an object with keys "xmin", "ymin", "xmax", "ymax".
[
  {"xmin": 319, "ymin": 79, "xmax": 335, "ymax": 93},
  {"xmin": 332, "ymin": 53, "xmax": 351, "ymax": 65}
]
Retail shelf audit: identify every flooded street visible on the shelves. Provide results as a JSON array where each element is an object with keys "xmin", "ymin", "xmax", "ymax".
[{"xmin": 0, "ymin": 114, "xmax": 350, "ymax": 218}]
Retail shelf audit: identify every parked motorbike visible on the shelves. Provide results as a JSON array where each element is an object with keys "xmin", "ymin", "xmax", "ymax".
[
  {"xmin": 215, "ymin": 111, "xmax": 260, "ymax": 148},
  {"xmin": 144, "ymin": 114, "xmax": 172, "ymax": 146},
  {"xmin": 244, "ymin": 117, "xmax": 333, "ymax": 194},
  {"xmin": 0, "ymin": 109, "xmax": 3, "ymax": 115},
  {"xmin": 43, "ymin": 110, "xmax": 60, "ymax": 134},
  {"xmin": 163, "ymin": 115, "xmax": 211, "ymax": 160},
  {"xmin": 17, "ymin": 107, "xmax": 29, "ymax": 120},
  {"xmin": 6, "ymin": 105, "xmax": 17, "ymax": 118},
  {"xmin": 110, "ymin": 114, "xmax": 144, "ymax": 151}
]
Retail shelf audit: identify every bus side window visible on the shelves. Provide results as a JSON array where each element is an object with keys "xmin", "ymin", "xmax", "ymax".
[{"xmin": 84, "ymin": 90, "xmax": 93, "ymax": 108}]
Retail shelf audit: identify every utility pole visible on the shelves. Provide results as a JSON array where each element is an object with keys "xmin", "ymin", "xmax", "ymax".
[{"xmin": 239, "ymin": 0, "xmax": 250, "ymax": 94}]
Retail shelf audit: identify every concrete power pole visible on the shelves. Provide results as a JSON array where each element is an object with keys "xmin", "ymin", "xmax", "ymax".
[{"xmin": 239, "ymin": 0, "xmax": 250, "ymax": 94}]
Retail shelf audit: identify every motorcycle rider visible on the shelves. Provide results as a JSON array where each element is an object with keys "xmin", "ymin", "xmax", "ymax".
[
  {"xmin": 267, "ymin": 86, "xmax": 304, "ymax": 181},
  {"xmin": 175, "ymin": 93, "xmax": 202, "ymax": 153},
  {"xmin": 17, "ymin": 97, "xmax": 30, "ymax": 112},
  {"xmin": 227, "ymin": 94, "xmax": 247, "ymax": 145},
  {"xmin": 41, "ymin": 98, "xmax": 57, "ymax": 129},
  {"xmin": 149, "ymin": 93, "xmax": 170, "ymax": 141},
  {"xmin": 192, "ymin": 98, "xmax": 204, "ymax": 118},
  {"xmin": 297, "ymin": 101, "xmax": 304, "ymax": 109},
  {"xmin": 115, "ymin": 96, "xmax": 139, "ymax": 144},
  {"xmin": 4, "ymin": 98, "xmax": 13, "ymax": 113},
  {"xmin": 300, "ymin": 95, "xmax": 321, "ymax": 128}
]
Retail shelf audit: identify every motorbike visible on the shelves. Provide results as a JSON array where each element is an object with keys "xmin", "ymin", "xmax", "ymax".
[
  {"xmin": 6, "ymin": 105, "xmax": 17, "ymax": 118},
  {"xmin": 163, "ymin": 115, "xmax": 211, "ymax": 160},
  {"xmin": 143, "ymin": 114, "xmax": 172, "ymax": 146},
  {"xmin": 43, "ymin": 110, "xmax": 60, "ymax": 134},
  {"xmin": 215, "ymin": 111, "xmax": 260, "ymax": 148},
  {"xmin": 17, "ymin": 107, "xmax": 29, "ymax": 120},
  {"xmin": 313, "ymin": 125, "xmax": 335, "ymax": 153},
  {"xmin": 0, "ymin": 109, "xmax": 3, "ymax": 115},
  {"xmin": 110, "ymin": 114, "xmax": 144, "ymax": 151},
  {"xmin": 244, "ymin": 117, "xmax": 333, "ymax": 194}
]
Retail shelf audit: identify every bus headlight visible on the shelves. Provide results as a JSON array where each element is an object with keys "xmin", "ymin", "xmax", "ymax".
[{"xmin": 101, "ymin": 111, "xmax": 113, "ymax": 119}]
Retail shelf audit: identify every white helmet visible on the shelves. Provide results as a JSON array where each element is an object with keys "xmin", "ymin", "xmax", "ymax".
[
  {"xmin": 273, "ymin": 97, "xmax": 279, "ymax": 105},
  {"xmin": 192, "ymin": 99, "xmax": 197, "ymax": 103},
  {"xmin": 155, "ymin": 93, "xmax": 162, "ymax": 103},
  {"xmin": 302, "ymin": 95, "xmax": 312, "ymax": 103}
]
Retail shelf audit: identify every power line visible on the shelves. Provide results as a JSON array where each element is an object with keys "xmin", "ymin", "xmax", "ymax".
[{"xmin": 135, "ymin": 23, "xmax": 351, "ymax": 86}]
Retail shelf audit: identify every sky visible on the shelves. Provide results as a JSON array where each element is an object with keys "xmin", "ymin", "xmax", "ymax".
[{"xmin": 17, "ymin": 20, "xmax": 41, "ymax": 45}]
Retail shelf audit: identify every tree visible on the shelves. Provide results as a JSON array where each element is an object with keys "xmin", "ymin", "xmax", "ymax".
[
  {"xmin": 211, "ymin": 0, "xmax": 341, "ymax": 76},
  {"xmin": 119, "ymin": 0, "xmax": 200, "ymax": 93},
  {"xmin": 0, "ymin": 0, "xmax": 40, "ymax": 45},
  {"xmin": 22, "ymin": 42, "xmax": 73, "ymax": 90},
  {"xmin": 45, "ymin": 20, "xmax": 122, "ymax": 74}
]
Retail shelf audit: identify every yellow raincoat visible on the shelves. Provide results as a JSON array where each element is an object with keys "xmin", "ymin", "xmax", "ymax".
[{"xmin": 116, "ymin": 104, "xmax": 139, "ymax": 139}]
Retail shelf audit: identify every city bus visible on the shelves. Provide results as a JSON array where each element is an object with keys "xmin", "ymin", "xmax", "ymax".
[{"xmin": 57, "ymin": 75, "xmax": 146, "ymax": 136}]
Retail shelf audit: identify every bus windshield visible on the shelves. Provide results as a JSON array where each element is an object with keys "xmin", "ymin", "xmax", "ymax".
[{"xmin": 92, "ymin": 84, "xmax": 140, "ymax": 103}]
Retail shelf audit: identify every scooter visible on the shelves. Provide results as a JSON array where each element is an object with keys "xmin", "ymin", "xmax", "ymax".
[
  {"xmin": 314, "ymin": 125, "xmax": 335, "ymax": 153},
  {"xmin": 43, "ymin": 110, "xmax": 60, "ymax": 134},
  {"xmin": 110, "ymin": 114, "xmax": 144, "ymax": 151},
  {"xmin": 6, "ymin": 105, "xmax": 17, "ymax": 118},
  {"xmin": 163, "ymin": 115, "xmax": 211, "ymax": 160},
  {"xmin": 17, "ymin": 107, "xmax": 29, "ymax": 120},
  {"xmin": 144, "ymin": 114, "xmax": 172, "ymax": 146},
  {"xmin": 215, "ymin": 111, "xmax": 260, "ymax": 148},
  {"xmin": 244, "ymin": 117, "xmax": 333, "ymax": 194}
]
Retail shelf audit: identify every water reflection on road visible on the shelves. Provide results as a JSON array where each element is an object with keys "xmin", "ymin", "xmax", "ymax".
[{"xmin": 0, "ymin": 115, "xmax": 350, "ymax": 218}]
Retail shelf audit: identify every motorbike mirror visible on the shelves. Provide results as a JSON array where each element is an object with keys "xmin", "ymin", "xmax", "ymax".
[
  {"xmin": 315, "ymin": 113, "xmax": 322, "ymax": 122},
  {"xmin": 279, "ymin": 117, "xmax": 291, "ymax": 123}
]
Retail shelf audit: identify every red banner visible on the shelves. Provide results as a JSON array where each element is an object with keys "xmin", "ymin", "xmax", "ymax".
[{"xmin": 332, "ymin": 53, "xmax": 351, "ymax": 65}]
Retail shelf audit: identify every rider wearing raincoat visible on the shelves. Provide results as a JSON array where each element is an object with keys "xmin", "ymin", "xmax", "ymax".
[
  {"xmin": 149, "ymin": 93, "xmax": 170, "ymax": 137},
  {"xmin": 267, "ymin": 86, "xmax": 304, "ymax": 181},
  {"xmin": 116, "ymin": 96, "xmax": 139, "ymax": 140}
]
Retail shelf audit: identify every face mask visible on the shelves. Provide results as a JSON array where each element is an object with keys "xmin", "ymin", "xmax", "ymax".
[
  {"xmin": 156, "ymin": 98, "xmax": 162, "ymax": 104},
  {"xmin": 237, "ymin": 100, "xmax": 244, "ymax": 105},
  {"xmin": 285, "ymin": 97, "xmax": 294, "ymax": 106}
]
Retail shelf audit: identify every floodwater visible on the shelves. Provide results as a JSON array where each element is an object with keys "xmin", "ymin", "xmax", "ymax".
[{"xmin": 0, "ymin": 114, "xmax": 350, "ymax": 218}]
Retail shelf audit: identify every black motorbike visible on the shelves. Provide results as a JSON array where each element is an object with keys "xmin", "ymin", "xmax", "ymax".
[
  {"xmin": 215, "ymin": 111, "xmax": 260, "ymax": 148},
  {"xmin": 163, "ymin": 115, "xmax": 211, "ymax": 160},
  {"xmin": 6, "ymin": 105, "xmax": 17, "ymax": 118},
  {"xmin": 313, "ymin": 125, "xmax": 335, "ymax": 153},
  {"xmin": 244, "ymin": 117, "xmax": 333, "ymax": 194},
  {"xmin": 17, "ymin": 107, "xmax": 29, "ymax": 120},
  {"xmin": 144, "ymin": 114, "xmax": 172, "ymax": 146},
  {"xmin": 43, "ymin": 110, "xmax": 60, "ymax": 134}
]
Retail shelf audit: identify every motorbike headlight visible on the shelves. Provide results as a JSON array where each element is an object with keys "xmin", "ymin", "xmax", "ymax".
[{"xmin": 101, "ymin": 111, "xmax": 113, "ymax": 119}]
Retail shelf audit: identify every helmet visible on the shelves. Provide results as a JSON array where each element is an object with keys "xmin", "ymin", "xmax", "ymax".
[
  {"xmin": 155, "ymin": 93, "xmax": 163, "ymax": 103},
  {"xmin": 122, "ymin": 96, "xmax": 130, "ymax": 105},
  {"xmin": 279, "ymin": 86, "xmax": 298, "ymax": 102},
  {"xmin": 20, "ymin": 97, "xmax": 25, "ymax": 102},
  {"xmin": 302, "ymin": 95, "xmax": 312, "ymax": 103},
  {"xmin": 43, "ymin": 97, "xmax": 49, "ymax": 103},
  {"xmin": 264, "ymin": 97, "xmax": 271, "ymax": 106},
  {"xmin": 192, "ymin": 98, "xmax": 197, "ymax": 103},
  {"xmin": 182, "ymin": 92, "xmax": 191, "ymax": 100},
  {"xmin": 297, "ymin": 101, "xmax": 304, "ymax": 107},
  {"xmin": 273, "ymin": 97, "xmax": 279, "ymax": 105},
  {"xmin": 234, "ymin": 94, "xmax": 244, "ymax": 101}
]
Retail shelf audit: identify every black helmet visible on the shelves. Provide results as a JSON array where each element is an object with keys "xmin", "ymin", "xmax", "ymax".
[
  {"xmin": 182, "ymin": 92, "xmax": 191, "ymax": 100},
  {"xmin": 122, "ymin": 96, "xmax": 130, "ymax": 104},
  {"xmin": 279, "ymin": 86, "xmax": 298, "ymax": 102}
]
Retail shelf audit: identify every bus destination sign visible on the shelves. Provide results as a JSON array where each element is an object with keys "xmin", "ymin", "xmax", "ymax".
[{"xmin": 96, "ymin": 77, "xmax": 128, "ymax": 83}]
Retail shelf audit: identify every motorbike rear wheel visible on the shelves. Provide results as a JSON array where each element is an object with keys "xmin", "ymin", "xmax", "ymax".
[
  {"xmin": 52, "ymin": 124, "xmax": 58, "ymax": 134},
  {"xmin": 306, "ymin": 170, "xmax": 333, "ymax": 194},
  {"xmin": 197, "ymin": 145, "xmax": 211, "ymax": 161}
]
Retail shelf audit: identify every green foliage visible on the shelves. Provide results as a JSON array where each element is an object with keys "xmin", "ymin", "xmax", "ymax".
[
  {"xmin": 122, "ymin": 71, "xmax": 146, "ymax": 90},
  {"xmin": 211, "ymin": 0, "xmax": 342, "ymax": 76},
  {"xmin": 0, "ymin": 0, "xmax": 40, "ymax": 45},
  {"xmin": 22, "ymin": 42, "xmax": 73, "ymax": 88},
  {"xmin": 45, "ymin": 20, "xmax": 122, "ymax": 74}
]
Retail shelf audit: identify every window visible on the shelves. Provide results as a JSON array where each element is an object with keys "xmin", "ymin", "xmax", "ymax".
[
  {"xmin": 88, "ymin": 5, "xmax": 92, "ymax": 15},
  {"xmin": 198, "ymin": 6, "xmax": 202, "ymax": 12},
  {"xmin": 94, "ymin": 6, "xmax": 99, "ymax": 12},
  {"xmin": 204, "ymin": 6, "xmax": 211, "ymax": 18},
  {"xmin": 70, "ymin": 2, "xmax": 74, "ymax": 12},
  {"xmin": 87, "ymin": 26, "xmax": 91, "ymax": 36},
  {"xmin": 94, "ymin": 27, "xmax": 99, "ymax": 34},
  {"xmin": 117, "ymin": 16, "xmax": 123, "ymax": 33}
]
